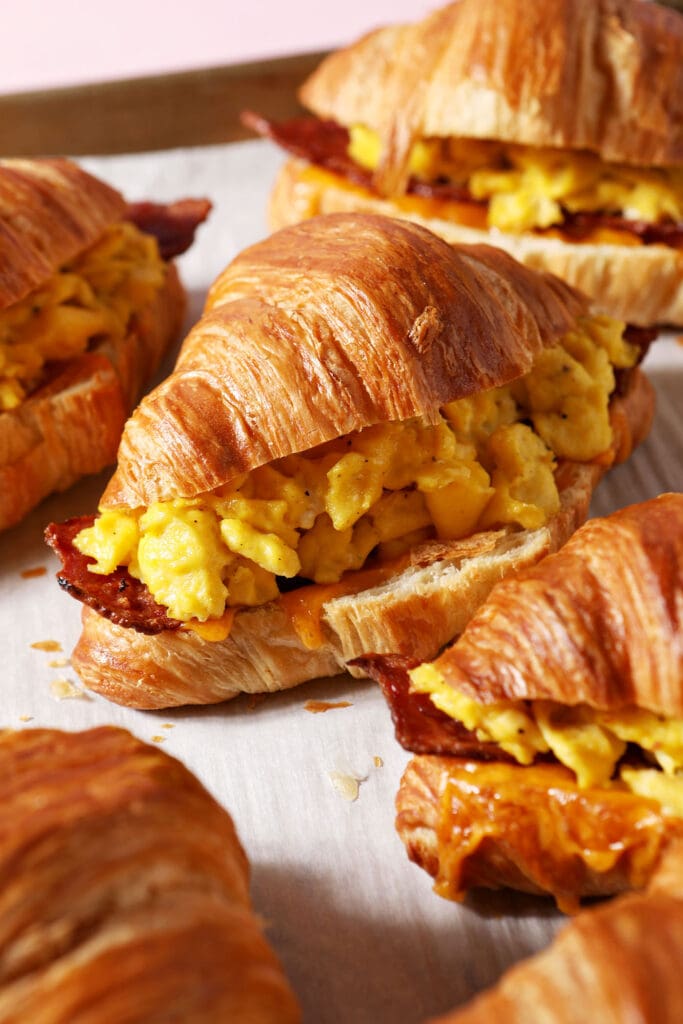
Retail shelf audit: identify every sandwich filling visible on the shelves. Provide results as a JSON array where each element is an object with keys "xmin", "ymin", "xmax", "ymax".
[
  {"xmin": 246, "ymin": 110, "xmax": 683, "ymax": 247},
  {"xmin": 0, "ymin": 221, "xmax": 166, "ymax": 411},
  {"xmin": 418, "ymin": 759, "xmax": 682, "ymax": 914},
  {"xmin": 349, "ymin": 126, "xmax": 683, "ymax": 236},
  {"xmin": 410, "ymin": 662, "xmax": 683, "ymax": 817},
  {"xmin": 74, "ymin": 316, "xmax": 637, "ymax": 626}
]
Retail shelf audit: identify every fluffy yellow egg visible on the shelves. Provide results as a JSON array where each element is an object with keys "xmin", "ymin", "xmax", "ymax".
[
  {"xmin": 74, "ymin": 510, "xmax": 140, "ymax": 575},
  {"xmin": 411, "ymin": 660, "xmax": 683, "ymax": 796},
  {"xmin": 481, "ymin": 423, "xmax": 559, "ymax": 530},
  {"xmin": 136, "ymin": 503, "xmax": 231, "ymax": 622},
  {"xmin": 621, "ymin": 768, "xmax": 683, "ymax": 818},
  {"xmin": 347, "ymin": 125, "xmax": 683, "ymax": 233}
]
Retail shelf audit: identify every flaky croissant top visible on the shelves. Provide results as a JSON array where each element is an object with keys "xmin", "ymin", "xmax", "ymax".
[
  {"xmin": 300, "ymin": 0, "xmax": 683, "ymax": 195},
  {"xmin": 102, "ymin": 213, "xmax": 586, "ymax": 508},
  {"xmin": 431, "ymin": 493, "xmax": 683, "ymax": 714},
  {"xmin": 0, "ymin": 159, "xmax": 126, "ymax": 310}
]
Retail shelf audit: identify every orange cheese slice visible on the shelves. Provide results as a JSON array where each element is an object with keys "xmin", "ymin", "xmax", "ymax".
[
  {"xmin": 280, "ymin": 558, "xmax": 410, "ymax": 650},
  {"xmin": 182, "ymin": 608, "xmax": 236, "ymax": 643}
]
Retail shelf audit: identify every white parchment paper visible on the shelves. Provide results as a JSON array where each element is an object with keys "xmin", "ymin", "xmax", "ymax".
[{"xmin": 2, "ymin": 140, "xmax": 682, "ymax": 1023}]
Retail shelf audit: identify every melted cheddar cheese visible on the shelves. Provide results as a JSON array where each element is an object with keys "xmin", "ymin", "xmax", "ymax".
[
  {"xmin": 0, "ymin": 221, "xmax": 165, "ymax": 411},
  {"xmin": 410, "ymin": 663, "xmax": 683, "ymax": 813},
  {"xmin": 434, "ymin": 760, "xmax": 681, "ymax": 913},
  {"xmin": 75, "ymin": 316, "xmax": 637, "ymax": 625},
  {"xmin": 349, "ymin": 125, "xmax": 683, "ymax": 234}
]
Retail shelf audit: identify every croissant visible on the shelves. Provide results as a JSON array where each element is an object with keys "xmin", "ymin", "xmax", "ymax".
[
  {"xmin": 245, "ymin": 0, "xmax": 683, "ymax": 327},
  {"xmin": 47, "ymin": 213, "xmax": 654, "ymax": 708},
  {"xmin": 0, "ymin": 726, "xmax": 300, "ymax": 1023},
  {"xmin": 0, "ymin": 158, "xmax": 210, "ymax": 531},
  {"xmin": 360, "ymin": 493, "xmax": 683, "ymax": 910},
  {"xmin": 426, "ymin": 839, "xmax": 683, "ymax": 1023}
]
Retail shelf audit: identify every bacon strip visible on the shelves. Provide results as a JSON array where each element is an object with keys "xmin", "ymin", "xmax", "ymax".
[
  {"xmin": 352, "ymin": 654, "xmax": 510, "ymax": 759},
  {"xmin": 245, "ymin": 111, "xmax": 683, "ymax": 246},
  {"xmin": 561, "ymin": 210, "xmax": 683, "ymax": 248},
  {"xmin": 241, "ymin": 111, "xmax": 374, "ymax": 190},
  {"xmin": 45, "ymin": 518, "xmax": 180, "ymax": 635},
  {"xmin": 126, "ymin": 198, "xmax": 212, "ymax": 261},
  {"xmin": 623, "ymin": 326, "xmax": 658, "ymax": 349}
]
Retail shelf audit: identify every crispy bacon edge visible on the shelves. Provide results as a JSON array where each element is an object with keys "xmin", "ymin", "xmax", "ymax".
[
  {"xmin": 45, "ymin": 517, "xmax": 181, "ymax": 635},
  {"xmin": 126, "ymin": 198, "xmax": 212, "ymax": 261},
  {"xmin": 351, "ymin": 654, "xmax": 514, "ymax": 759}
]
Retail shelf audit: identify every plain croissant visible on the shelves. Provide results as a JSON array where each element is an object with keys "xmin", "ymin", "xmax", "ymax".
[{"xmin": 0, "ymin": 726, "xmax": 300, "ymax": 1023}]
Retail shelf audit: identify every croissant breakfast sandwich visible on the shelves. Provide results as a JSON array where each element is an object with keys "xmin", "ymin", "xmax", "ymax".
[
  {"xmin": 245, "ymin": 0, "xmax": 683, "ymax": 327},
  {"xmin": 0, "ymin": 158, "xmax": 210, "ymax": 531},
  {"xmin": 0, "ymin": 726, "xmax": 300, "ymax": 1022},
  {"xmin": 46, "ymin": 213, "xmax": 654, "ymax": 709},
  {"xmin": 358, "ymin": 494, "xmax": 683, "ymax": 914},
  {"xmin": 426, "ymin": 839, "xmax": 683, "ymax": 1024}
]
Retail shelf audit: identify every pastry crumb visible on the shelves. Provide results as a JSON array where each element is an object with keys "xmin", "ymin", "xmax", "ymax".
[
  {"xmin": 19, "ymin": 715, "xmax": 33, "ymax": 722},
  {"xmin": 31, "ymin": 640, "xmax": 62, "ymax": 653},
  {"xmin": 328, "ymin": 770, "xmax": 363, "ymax": 802},
  {"xmin": 48, "ymin": 658, "xmax": 69, "ymax": 668},
  {"xmin": 151, "ymin": 735, "xmax": 166, "ymax": 743},
  {"xmin": 162, "ymin": 723, "xmax": 175, "ymax": 730},
  {"xmin": 20, "ymin": 566, "xmax": 47, "ymax": 579},
  {"xmin": 374, "ymin": 756, "xmax": 384, "ymax": 768},
  {"xmin": 50, "ymin": 678, "xmax": 89, "ymax": 701},
  {"xmin": 305, "ymin": 700, "xmax": 352, "ymax": 714}
]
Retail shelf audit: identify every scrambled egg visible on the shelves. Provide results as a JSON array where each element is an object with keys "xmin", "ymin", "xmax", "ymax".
[
  {"xmin": 75, "ymin": 316, "xmax": 637, "ymax": 625},
  {"xmin": 410, "ymin": 663, "xmax": 683, "ymax": 814},
  {"xmin": 348, "ymin": 124, "xmax": 683, "ymax": 233},
  {"xmin": 0, "ymin": 222, "xmax": 165, "ymax": 411}
]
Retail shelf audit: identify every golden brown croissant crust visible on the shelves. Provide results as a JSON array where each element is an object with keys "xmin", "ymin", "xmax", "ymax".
[
  {"xmin": 397, "ymin": 755, "xmax": 683, "ymax": 915},
  {"xmin": 300, "ymin": 0, "xmax": 683, "ymax": 195},
  {"xmin": 427, "ymin": 840, "xmax": 683, "ymax": 1023},
  {"xmin": 0, "ymin": 727, "xmax": 300, "ymax": 1023},
  {"xmin": 432, "ymin": 492, "xmax": 683, "ymax": 714},
  {"xmin": 0, "ymin": 159, "xmax": 126, "ymax": 310},
  {"xmin": 102, "ymin": 212, "xmax": 587, "ymax": 509}
]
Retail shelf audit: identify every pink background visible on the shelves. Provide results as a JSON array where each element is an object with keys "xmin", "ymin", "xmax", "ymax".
[{"xmin": 2, "ymin": 2, "xmax": 434, "ymax": 95}]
